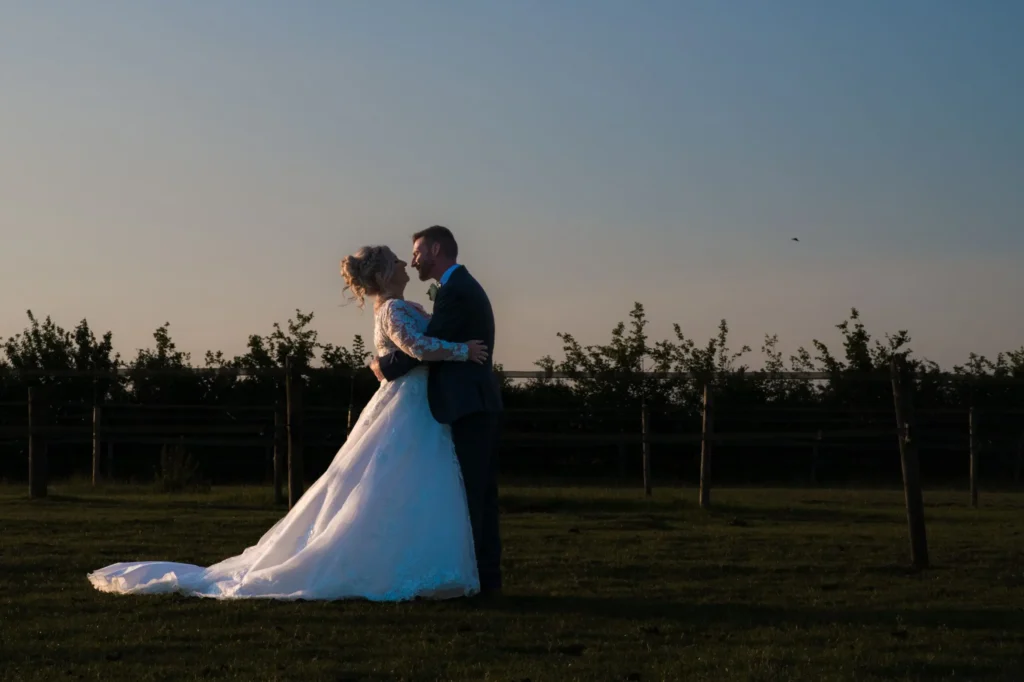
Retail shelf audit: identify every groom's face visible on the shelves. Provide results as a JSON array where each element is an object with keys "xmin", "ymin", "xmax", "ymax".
[{"xmin": 411, "ymin": 237, "xmax": 439, "ymax": 282}]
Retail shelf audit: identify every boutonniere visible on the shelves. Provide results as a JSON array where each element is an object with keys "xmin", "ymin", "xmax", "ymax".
[{"xmin": 426, "ymin": 283, "xmax": 440, "ymax": 301}]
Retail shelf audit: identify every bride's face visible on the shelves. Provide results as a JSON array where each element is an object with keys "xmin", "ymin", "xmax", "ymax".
[{"xmin": 384, "ymin": 253, "xmax": 410, "ymax": 295}]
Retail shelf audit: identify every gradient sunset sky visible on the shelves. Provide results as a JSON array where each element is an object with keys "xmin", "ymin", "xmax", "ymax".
[{"xmin": 3, "ymin": 1, "xmax": 1022, "ymax": 369}]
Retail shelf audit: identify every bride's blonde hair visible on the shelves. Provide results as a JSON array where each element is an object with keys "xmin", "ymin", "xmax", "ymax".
[{"xmin": 340, "ymin": 245, "xmax": 398, "ymax": 308}]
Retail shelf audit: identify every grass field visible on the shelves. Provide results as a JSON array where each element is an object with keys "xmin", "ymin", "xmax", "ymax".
[{"xmin": 1, "ymin": 482, "xmax": 1023, "ymax": 681}]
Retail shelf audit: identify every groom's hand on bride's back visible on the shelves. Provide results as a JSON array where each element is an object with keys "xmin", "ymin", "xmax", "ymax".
[
  {"xmin": 467, "ymin": 340, "xmax": 489, "ymax": 364},
  {"xmin": 368, "ymin": 357, "xmax": 385, "ymax": 382},
  {"xmin": 377, "ymin": 349, "xmax": 420, "ymax": 382}
]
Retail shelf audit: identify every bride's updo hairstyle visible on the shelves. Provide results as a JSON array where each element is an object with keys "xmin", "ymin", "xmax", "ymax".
[{"xmin": 340, "ymin": 245, "xmax": 398, "ymax": 308}]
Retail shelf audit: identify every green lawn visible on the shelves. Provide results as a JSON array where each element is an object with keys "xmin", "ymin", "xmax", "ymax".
[{"xmin": 1, "ymin": 482, "xmax": 1022, "ymax": 681}]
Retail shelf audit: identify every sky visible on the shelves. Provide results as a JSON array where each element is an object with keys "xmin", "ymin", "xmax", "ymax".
[{"xmin": 2, "ymin": 1, "xmax": 1023, "ymax": 370}]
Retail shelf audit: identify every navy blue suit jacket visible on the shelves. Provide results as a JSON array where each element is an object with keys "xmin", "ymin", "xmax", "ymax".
[{"xmin": 378, "ymin": 266, "xmax": 503, "ymax": 424}]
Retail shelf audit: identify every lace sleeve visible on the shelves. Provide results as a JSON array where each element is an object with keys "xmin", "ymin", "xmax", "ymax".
[
  {"xmin": 405, "ymin": 301, "xmax": 430, "ymax": 319},
  {"xmin": 381, "ymin": 300, "xmax": 468, "ymax": 362}
]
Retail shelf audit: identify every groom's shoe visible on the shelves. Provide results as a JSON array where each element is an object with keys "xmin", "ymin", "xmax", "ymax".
[
  {"xmin": 473, "ymin": 586, "xmax": 502, "ymax": 604},
  {"xmin": 477, "ymin": 577, "xmax": 502, "ymax": 600},
  {"xmin": 479, "ymin": 574, "xmax": 502, "ymax": 594}
]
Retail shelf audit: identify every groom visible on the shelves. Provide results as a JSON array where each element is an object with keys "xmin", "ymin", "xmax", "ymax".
[{"xmin": 370, "ymin": 225, "xmax": 504, "ymax": 595}]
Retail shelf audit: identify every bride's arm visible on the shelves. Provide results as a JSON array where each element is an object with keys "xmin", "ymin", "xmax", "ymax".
[
  {"xmin": 406, "ymin": 301, "xmax": 430, "ymax": 318},
  {"xmin": 381, "ymin": 300, "xmax": 468, "ymax": 362}
]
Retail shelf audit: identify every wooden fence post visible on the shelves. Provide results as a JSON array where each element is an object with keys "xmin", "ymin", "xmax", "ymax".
[
  {"xmin": 28, "ymin": 387, "xmax": 48, "ymax": 499},
  {"xmin": 641, "ymin": 404, "xmax": 652, "ymax": 497},
  {"xmin": 811, "ymin": 429, "xmax": 822, "ymax": 486},
  {"xmin": 285, "ymin": 358, "xmax": 304, "ymax": 509},
  {"xmin": 969, "ymin": 407, "xmax": 979, "ymax": 508},
  {"xmin": 890, "ymin": 357, "xmax": 928, "ymax": 569},
  {"xmin": 699, "ymin": 384, "xmax": 713, "ymax": 510},
  {"xmin": 92, "ymin": 405, "xmax": 102, "ymax": 486},
  {"xmin": 106, "ymin": 368, "xmax": 116, "ymax": 480},
  {"xmin": 347, "ymin": 372, "xmax": 357, "ymax": 434},
  {"xmin": 1016, "ymin": 432, "xmax": 1023, "ymax": 486},
  {"xmin": 273, "ymin": 403, "xmax": 286, "ymax": 505}
]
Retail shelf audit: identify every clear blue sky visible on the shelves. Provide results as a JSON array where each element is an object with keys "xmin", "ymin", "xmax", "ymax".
[{"xmin": 2, "ymin": 1, "xmax": 1022, "ymax": 369}]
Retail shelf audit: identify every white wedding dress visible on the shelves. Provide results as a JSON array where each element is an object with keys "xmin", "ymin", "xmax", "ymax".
[{"xmin": 87, "ymin": 299, "xmax": 480, "ymax": 601}]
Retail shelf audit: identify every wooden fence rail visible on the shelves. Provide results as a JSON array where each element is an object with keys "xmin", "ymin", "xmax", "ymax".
[
  {"xmin": 5, "ymin": 361, "xmax": 1024, "ymax": 571},
  {"xmin": 4, "ymin": 367, "xmax": 1024, "ymax": 382}
]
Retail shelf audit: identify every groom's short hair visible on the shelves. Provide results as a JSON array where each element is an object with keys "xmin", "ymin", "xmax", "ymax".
[{"xmin": 413, "ymin": 225, "xmax": 458, "ymax": 259}]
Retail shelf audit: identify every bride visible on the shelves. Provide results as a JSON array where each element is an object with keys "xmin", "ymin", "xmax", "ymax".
[{"xmin": 87, "ymin": 245, "xmax": 488, "ymax": 601}]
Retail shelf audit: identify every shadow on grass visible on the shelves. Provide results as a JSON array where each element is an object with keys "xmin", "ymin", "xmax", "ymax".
[
  {"xmin": 471, "ymin": 594, "xmax": 1024, "ymax": 632},
  {"xmin": 501, "ymin": 495, "xmax": 909, "ymax": 527},
  {"xmin": 859, "ymin": 662, "xmax": 1021, "ymax": 681},
  {"xmin": 707, "ymin": 503, "xmax": 901, "ymax": 525},
  {"xmin": 9, "ymin": 494, "xmax": 282, "ymax": 513},
  {"xmin": 710, "ymin": 502, "xmax": 1022, "ymax": 527},
  {"xmin": 500, "ymin": 494, "xmax": 664, "ymax": 516}
]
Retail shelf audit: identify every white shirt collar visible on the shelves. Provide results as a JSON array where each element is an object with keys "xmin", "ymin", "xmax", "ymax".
[{"xmin": 439, "ymin": 263, "xmax": 461, "ymax": 286}]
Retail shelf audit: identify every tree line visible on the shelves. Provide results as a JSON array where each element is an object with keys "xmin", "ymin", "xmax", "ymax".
[{"xmin": 1, "ymin": 306, "xmax": 1022, "ymax": 486}]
